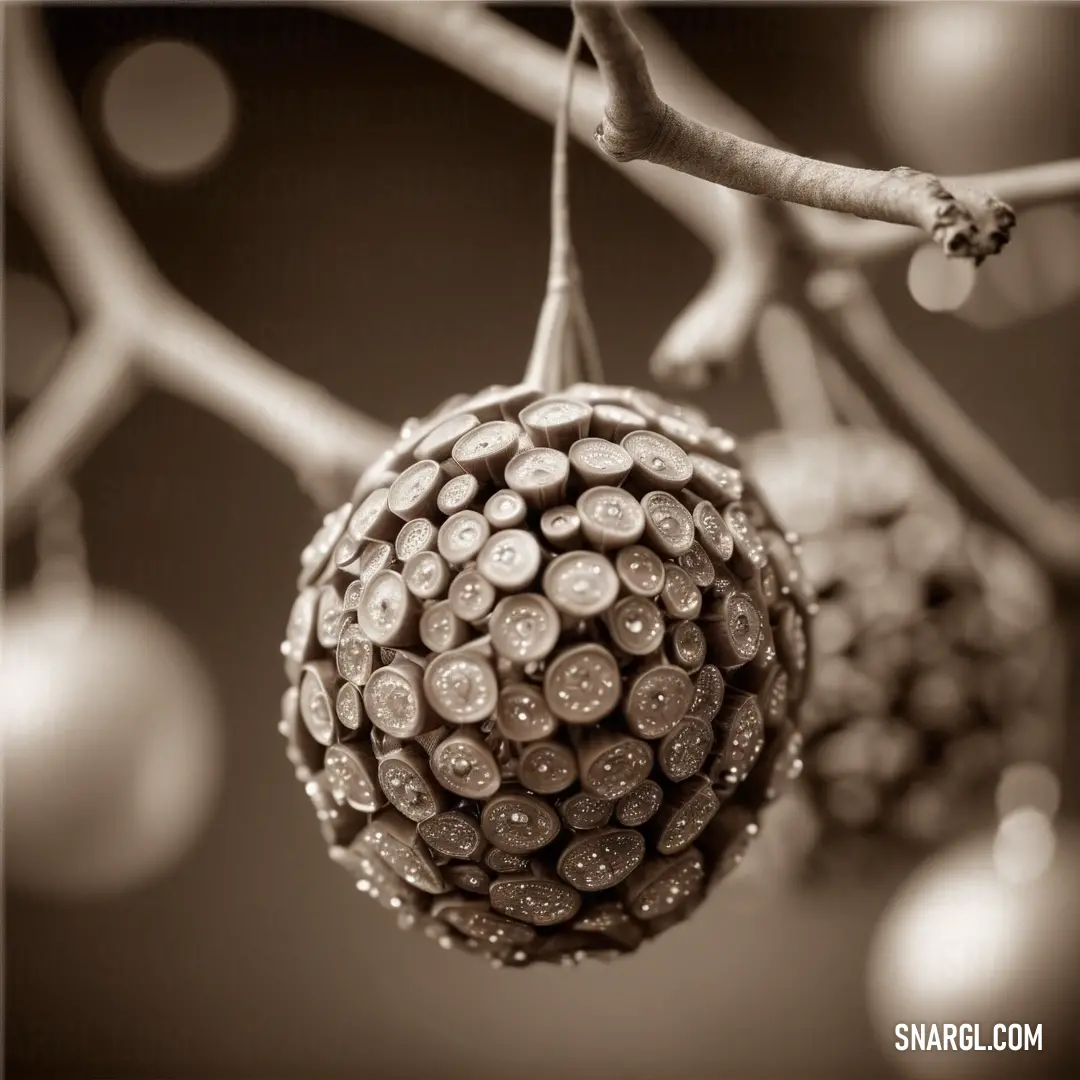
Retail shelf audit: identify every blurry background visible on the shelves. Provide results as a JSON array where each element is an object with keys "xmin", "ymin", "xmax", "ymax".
[{"xmin": 4, "ymin": 4, "xmax": 1079, "ymax": 1079}]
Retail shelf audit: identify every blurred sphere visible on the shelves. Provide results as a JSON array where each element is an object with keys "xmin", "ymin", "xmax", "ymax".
[
  {"xmin": 746, "ymin": 429, "xmax": 1064, "ymax": 879},
  {"xmin": 957, "ymin": 205, "xmax": 1080, "ymax": 330},
  {"xmin": 995, "ymin": 761, "xmax": 1060, "ymax": 821},
  {"xmin": 907, "ymin": 244, "xmax": 977, "ymax": 313},
  {"xmin": 98, "ymin": 40, "xmax": 236, "ymax": 179},
  {"xmin": 862, "ymin": 4, "xmax": 1079, "ymax": 173},
  {"xmin": 867, "ymin": 825, "xmax": 1080, "ymax": 1078},
  {"xmin": 1, "ymin": 589, "xmax": 223, "ymax": 899},
  {"xmin": 4, "ymin": 271, "xmax": 70, "ymax": 401}
]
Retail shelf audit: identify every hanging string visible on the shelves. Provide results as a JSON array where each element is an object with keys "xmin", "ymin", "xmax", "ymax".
[
  {"xmin": 32, "ymin": 479, "xmax": 94, "ymax": 615},
  {"xmin": 523, "ymin": 16, "xmax": 603, "ymax": 393}
]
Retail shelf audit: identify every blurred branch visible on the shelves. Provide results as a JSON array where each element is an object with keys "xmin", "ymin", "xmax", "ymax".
[
  {"xmin": 622, "ymin": 12, "xmax": 778, "ymax": 385},
  {"xmin": 810, "ymin": 158, "xmax": 1080, "ymax": 263},
  {"xmin": 573, "ymin": 2, "xmax": 1015, "ymax": 264},
  {"xmin": 815, "ymin": 352, "xmax": 888, "ymax": 433},
  {"xmin": 795, "ymin": 271, "xmax": 1080, "ymax": 587},
  {"xmin": 649, "ymin": 189, "xmax": 775, "ymax": 387},
  {"xmin": 755, "ymin": 304, "xmax": 836, "ymax": 434},
  {"xmin": 141, "ymin": 300, "xmax": 390, "ymax": 509},
  {"xmin": 4, "ymin": 6, "xmax": 394, "ymax": 536},
  {"xmin": 5, "ymin": 319, "xmax": 140, "ymax": 533}
]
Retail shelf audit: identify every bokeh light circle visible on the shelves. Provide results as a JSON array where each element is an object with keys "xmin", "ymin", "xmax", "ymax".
[
  {"xmin": 867, "ymin": 828, "xmax": 1080, "ymax": 1078},
  {"xmin": 4, "ymin": 272, "xmax": 70, "ymax": 400},
  {"xmin": 995, "ymin": 762, "xmax": 1060, "ymax": 821},
  {"xmin": 99, "ymin": 39, "xmax": 236, "ymax": 179},
  {"xmin": 958, "ymin": 206, "xmax": 1080, "ymax": 330},
  {"xmin": 906, "ymin": 244, "xmax": 977, "ymax": 313},
  {"xmin": 1, "ymin": 589, "xmax": 224, "ymax": 899}
]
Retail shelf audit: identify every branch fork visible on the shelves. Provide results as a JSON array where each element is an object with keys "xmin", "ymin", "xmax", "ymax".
[{"xmin": 4, "ymin": 6, "xmax": 395, "ymax": 536}]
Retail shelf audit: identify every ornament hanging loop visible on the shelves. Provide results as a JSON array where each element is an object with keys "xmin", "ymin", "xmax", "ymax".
[
  {"xmin": 522, "ymin": 16, "xmax": 604, "ymax": 396},
  {"xmin": 32, "ymin": 478, "xmax": 94, "ymax": 621}
]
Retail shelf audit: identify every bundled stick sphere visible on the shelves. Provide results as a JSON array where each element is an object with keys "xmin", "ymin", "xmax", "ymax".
[{"xmin": 280, "ymin": 383, "xmax": 813, "ymax": 966}]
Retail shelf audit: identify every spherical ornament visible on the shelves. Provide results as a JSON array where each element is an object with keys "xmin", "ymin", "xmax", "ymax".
[
  {"xmin": 281, "ymin": 383, "xmax": 813, "ymax": 966},
  {"xmin": 745, "ymin": 429, "xmax": 1064, "ymax": 880},
  {"xmin": 867, "ymin": 824, "xmax": 1080, "ymax": 1078},
  {"xmin": 1, "ymin": 588, "xmax": 223, "ymax": 899}
]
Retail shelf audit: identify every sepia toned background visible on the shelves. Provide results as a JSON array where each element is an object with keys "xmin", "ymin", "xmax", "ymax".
[{"xmin": 4, "ymin": 4, "xmax": 1080, "ymax": 1079}]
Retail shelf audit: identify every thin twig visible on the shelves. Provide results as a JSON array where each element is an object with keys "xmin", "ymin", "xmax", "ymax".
[
  {"xmin": 795, "ymin": 272, "xmax": 1080, "ymax": 586},
  {"xmin": 33, "ymin": 480, "xmax": 94, "ymax": 615},
  {"xmin": 4, "ymin": 6, "xmax": 394, "ymax": 536},
  {"xmin": 574, "ymin": 2, "xmax": 1017, "ymax": 264}
]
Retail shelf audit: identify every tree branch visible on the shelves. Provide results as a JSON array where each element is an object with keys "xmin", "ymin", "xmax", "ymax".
[
  {"xmin": 805, "ymin": 159, "xmax": 1080, "ymax": 263},
  {"xmin": 755, "ymin": 303, "xmax": 836, "ymax": 434},
  {"xmin": 573, "ymin": 2, "xmax": 1017, "ymax": 264},
  {"xmin": 617, "ymin": 10, "xmax": 1080, "ymax": 270},
  {"xmin": 649, "ymin": 188, "xmax": 776, "ymax": 387},
  {"xmin": 4, "ymin": 319, "xmax": 140, "ymax": 532},
  {"xmin": 141, "ymin": 299, "xmax": 392, "ymax": 509},
  {"xmin": 577, "ymin": 6, "xmax": 1080, "ymax": 588},
  {"xmin": 4, "ymin": 6, "xmax": 394, "ymax": 537},
  {"xmin": 11, "ymin": 0, "xmax": 1075, "ymax": 593}
]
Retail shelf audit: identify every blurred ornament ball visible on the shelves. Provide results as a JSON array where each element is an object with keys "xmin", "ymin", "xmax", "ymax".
[
  {"xmin": 282, "ymin": 383, "xmax": 813, "ymax": 966},
  {"xmin": 867, "ymin": 821, "xmax": 1080, "ymax": 1078},
  {"xmin": 1, "ymin": 589, "xmax": 223, "ymax": 899},
  {"xmin": 745, "ymin": 429, "xmax": 1063, "ymax": 878},
  {"xmin": 862, "ymin": 3, "xmax": 1079, "ymax": 173}
]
